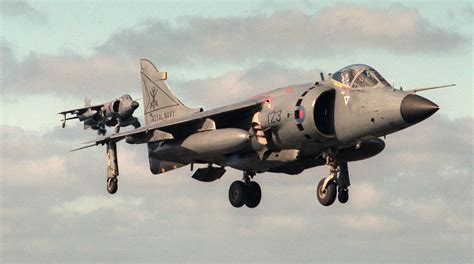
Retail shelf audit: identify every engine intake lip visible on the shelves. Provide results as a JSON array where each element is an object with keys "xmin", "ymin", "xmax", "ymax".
[{"xmin": 112, "ymin": 100, "xmax": 120, "ymax": 112}]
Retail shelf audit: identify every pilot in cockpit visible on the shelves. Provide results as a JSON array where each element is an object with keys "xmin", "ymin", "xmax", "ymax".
[
  {"xmin": 353, "ymin": 70, "xmax": 378, "ymax": 88},
  {"xmin": 341, "ymin": 70, "xmax": 352, "ymax": 86}
]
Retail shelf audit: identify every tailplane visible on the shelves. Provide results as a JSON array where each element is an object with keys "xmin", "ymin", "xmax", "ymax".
[{"xmin": 140, "ymin": 59, "xmax": 200, "ymax": 126}]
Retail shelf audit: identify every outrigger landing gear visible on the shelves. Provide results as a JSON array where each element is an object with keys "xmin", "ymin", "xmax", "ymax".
[
  {"xmin": 107, "ymin": 177, "xmax": 118, "ymax": 194},
  {"xmin": 106, "ymin": 142, "xmax": 119, "ymax": 194},
  {"xmin": 316, "ymin": 151, "xmax": 351, "ymax": 206},
  {"xmin": 228, "ymin": 171, "xmax": 262, "ymax": 208}
]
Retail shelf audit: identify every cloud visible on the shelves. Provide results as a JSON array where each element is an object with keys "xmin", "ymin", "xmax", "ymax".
[
  {"xmin": 0, "ymin": 0, "xmax": 47, "ymax": 23},
  {"xmin": 446, "ymin": 215, "xmax": 473, "ymax": 232},
  {"xmin": 2, "ymin": 37, "xmax": 321, "ymax": 107},
  {"xmin": 51, "ymin": 195, "xmax": 144, "ymax": 215},
  {"xmin": 99, "ymin": 4, "xmax": 466, "ymax": 65},
  {"xmin": 391, "ymin": 198, "xmax": 447, "ymax": 221},
  {"xmin": 259, "ymin": 214, "xmax": 307, "ymax": 231},
  {"xmin": 0, "ymin": 125, "xmax": 74, "ymax": 186},
  {"xmin": 349, "ymin": 182, "xmax": 384, "ymax": 209},
  {"xmin": 1, "ymin": 4, "xmax": 468, "ymax": 99},
  {"xmin": 340, "ymin": 213, "xmax": 401, "ymax": 231},
  {"xmin": 1, "ymin": 39, "xmax": 138, "ymax": 97},
  {"xmin": 176, "ymin": 62, "xmax": 320, "ymax": 108}
]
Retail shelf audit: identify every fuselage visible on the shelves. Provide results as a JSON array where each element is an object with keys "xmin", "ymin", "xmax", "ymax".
[{"xmin": 147, "ymin": 64, "xmax": 438, "ymax": 174}]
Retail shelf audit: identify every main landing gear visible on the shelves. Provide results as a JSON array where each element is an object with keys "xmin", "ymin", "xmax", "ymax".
[
  {"xmin": 316, "ymin": 153, "xmax": 351, "ymax": 206},
  {"xmin": 228, "ymin": 171, "xmax": 262, "ymax": 208},
  {"xmin": 98, "ymin": 127, "xmax": 107, "ymax": 136}
]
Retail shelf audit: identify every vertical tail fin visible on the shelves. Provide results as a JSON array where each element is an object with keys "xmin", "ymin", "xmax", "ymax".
[
  {"xmin": 140, "ymin": 59, "xmax": 200, "ymax": 126},
  {"xmin": 84, "ymin": 97, "xmax": 91, "ymax": 130},
  {"xmin": 85, "ymin": 97, "xmax": 91, "ymax": 107}
]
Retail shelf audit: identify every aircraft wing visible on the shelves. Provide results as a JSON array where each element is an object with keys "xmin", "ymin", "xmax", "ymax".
[
  {"xmin": 76, "ymin": 99, "xmax": 265, "ymax": 149},
  {"xmin": 58, "ymin": 103, "xmax": 104, "ymax": 115}
]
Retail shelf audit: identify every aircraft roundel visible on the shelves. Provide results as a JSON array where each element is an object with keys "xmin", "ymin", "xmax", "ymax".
[{"xmin": 295, "ymin": 106, "xmax": 306, "ymax": 124}]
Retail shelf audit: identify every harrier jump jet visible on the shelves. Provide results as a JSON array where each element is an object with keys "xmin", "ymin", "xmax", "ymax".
[
  {"xmin": 75, "ymin": 60, "xmax": 452, "ymax": 208},
  {"xmin": 59, "ymin": 95, "xmax": 141, "ymax": 135}
]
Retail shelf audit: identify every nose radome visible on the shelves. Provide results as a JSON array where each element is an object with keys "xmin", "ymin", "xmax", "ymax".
[
  {"xmin": 131, "ymin": 101, "xmax": 139, "ymax": 110},
  {"xmin": 400, "ymin": 94, "xmax": 439, "ymax": 124}
]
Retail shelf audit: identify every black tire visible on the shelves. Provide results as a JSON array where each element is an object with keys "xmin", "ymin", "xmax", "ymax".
[
  {"xmin": 338, "ymin": 188, "xmax": 349, "ymax": 204},
  {"xmin": 107, "ymin": 178, "xmax": 118, "ymax": 194},
  {"xmin": 228, "ymin": 181, "xmax": 247, "ymax": 208},
  {"xmin": 317, "ymin": 178, "xmax": 337, "ymax": 206},
  {"xmin": 133, "ymin": 121, "xmax": 141, "ymax": 129},
  {"xmin": 99, "ymin": 128, "xmax": 107, "ymax": 136},
  {"xmin": 245, "ymin": 182, "xmax": 262, "ymax": 208}
]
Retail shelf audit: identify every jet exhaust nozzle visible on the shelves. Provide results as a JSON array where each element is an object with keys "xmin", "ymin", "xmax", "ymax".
[{"xmin": 400, "ymin": 94, "xmax": 439, "ymax": 124}]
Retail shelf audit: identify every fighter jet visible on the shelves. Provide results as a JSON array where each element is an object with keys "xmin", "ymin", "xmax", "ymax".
[
  {"xmin": 59, "ymin": 95, "xmax": 141, "ymax": 135},
  {"xmin": 74, "ymin": 59, "xmax": 453, "ymax": 208}
]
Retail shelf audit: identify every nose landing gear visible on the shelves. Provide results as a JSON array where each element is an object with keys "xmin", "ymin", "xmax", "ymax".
[
  {"xmin": 316, "ymin": 153, "xmax": 351, "ymax": 206},
  {"xmin": 317, "ymin": 178, "xmax": 337, "ymax": 206},
  {"xmin": 228, "ymin": 171, "xmax": 262, "ymax": 208}
]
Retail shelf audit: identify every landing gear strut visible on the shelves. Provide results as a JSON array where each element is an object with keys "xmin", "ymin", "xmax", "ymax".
[
  {"xmin": 316, "ymin": 152, "xmax": 350, "ymax": 206},
  {"xmin": 114, "ymin": 124, "xmax": 121, "ymax": 134},
  {"xmin": 228, "ymin": 171, "xmax": 262, "ymax": 208}
]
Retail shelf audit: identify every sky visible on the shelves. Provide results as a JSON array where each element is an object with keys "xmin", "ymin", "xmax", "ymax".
[{"xmin": 0, "ymin": 0, "xmax": 473, "ymax": 263}]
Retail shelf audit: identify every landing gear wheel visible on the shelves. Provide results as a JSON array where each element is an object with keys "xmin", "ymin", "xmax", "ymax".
[
  {"xmin": 107, "ymin": 178, "xmax": 118, "ymax": 194},
  {"xmin": 99, "ymin": 128, "xmax": 106, "ymax": 136},
  {"xmin": 317, "ymin": 178, "xmax": 337, "ymax": 206},
  {"xmin": 228, "ymin": 180, "xmax": 247, "ymax": 208},
  {"xmin": 245, "ymin": 181, "xmax": 262, "ymax": 208},
  {"xmin": 338, "ymin": 188, "xmax": 349, "ymax": 204}
]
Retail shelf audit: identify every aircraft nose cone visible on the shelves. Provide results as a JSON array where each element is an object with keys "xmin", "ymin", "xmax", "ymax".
[
  {"xmin": 400, "ymin": 94, "xmax": 439, "ymax": 124},
  {"xmin": 131, "ymin": 101, "xmax": 139, "ymax": 110}
]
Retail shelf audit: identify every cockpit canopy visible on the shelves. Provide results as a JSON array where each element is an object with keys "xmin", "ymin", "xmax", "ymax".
[
  {"xmin": 332, "ymin": 64, "xmax": 390, "ymax": 89},
  {"xmin": 120, "ymin": 94, "xmax": 132, "ymax": 101}
]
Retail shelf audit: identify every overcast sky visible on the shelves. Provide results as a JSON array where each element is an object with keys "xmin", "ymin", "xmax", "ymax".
[{"xmin": 0, "ymin": 0, "xmax": 472, "ymax": 263}]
